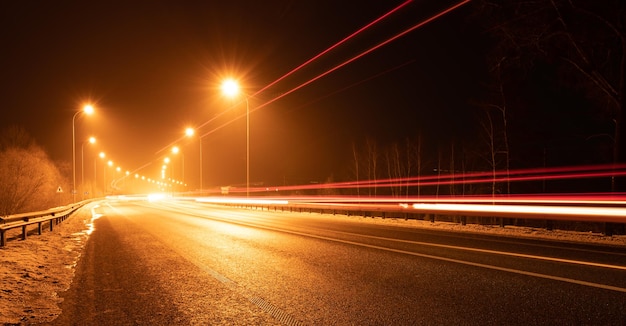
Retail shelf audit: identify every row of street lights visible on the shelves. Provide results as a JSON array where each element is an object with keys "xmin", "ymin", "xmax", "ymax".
[
  {"xmin": 71, "ymin": 103, "xmax": 169, "ymax": 200},
  {"xmin": 166, "ymin": 78, "xmax": 249, "ymax": 196},
  {"xmin": 71, "ymin": 78, "xmax": 250, "ymax": 201},
  {"xmin": 221, "ymin": 78, "xmax": 250, "ymax": 197},
  {"xmin": 72, "ymin": 104, "xmax": 95, "ymax": 201},
  {"xmin": 71, "ymin": 105, "xmax": 135, "ymax": 198}
]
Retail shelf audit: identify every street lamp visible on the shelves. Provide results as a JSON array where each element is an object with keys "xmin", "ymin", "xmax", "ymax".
[
  {"xmin": 171, "ymin": 146, "xmax": 186, "ymax": 190},
  {"xmin": 106, "ymin": 160, "xmax": 113, "ymax": 194},
  {"xmin": 72, "ymin": 104, "xmax": 94, "ymax": 202},
  {"xmin": 182, "ymin": 128, "xmax": 202, "ymax": 191},
  {"xmin": 81, "ymin": 136, "xmax": 96, "ymax": 199},
  {"xmin": 221, "ymin": 78, "xmax": 250, "ymax": 197}
]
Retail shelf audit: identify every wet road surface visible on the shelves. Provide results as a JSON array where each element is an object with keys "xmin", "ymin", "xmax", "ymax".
[{"xmin": 49, "ymin": 199, "xmax": 626, "ymax": 325}]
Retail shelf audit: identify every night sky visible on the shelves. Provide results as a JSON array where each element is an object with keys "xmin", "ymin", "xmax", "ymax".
[{"xmin": 0, "ymin": 0, "xmax": 484, "ymax": 189}]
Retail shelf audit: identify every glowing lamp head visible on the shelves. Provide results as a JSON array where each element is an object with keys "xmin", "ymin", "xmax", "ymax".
[
  {"xmin": 221, "ymin": 79, "xmax": 240, "ymax": 98},
  {"xmin": 185, "ymin": 127, "xmax": 194, "ymax": 137},
  {"xmin": 83, "ymin": 104, "xmax": 95, "ymax": 115},
  {"xmin": 88, "ymin": 136, "xmax": 96, "ymax": 144}
]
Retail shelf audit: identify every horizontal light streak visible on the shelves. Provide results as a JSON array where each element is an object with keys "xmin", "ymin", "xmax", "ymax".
[
  {"xmin": 264, "ymin": 164, "xmax": 626, "ymax": 194},
  {"xmin": 192, "ymin": 192, "xmax": 626, "ymax": 223},
  {"xmin": 196, "ymin": 197, "xmax": 288, "ymax": 205},
  {"xmin": 412, "ymin": 203, "xmax": 626, "ymax": 218},
  {"xmin": 267, "ymin": 194, "xmax": 626, "ymax": 205}
]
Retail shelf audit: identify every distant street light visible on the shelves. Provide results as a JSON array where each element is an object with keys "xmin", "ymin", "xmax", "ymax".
[
  {"xmin": 171, "ymin": 146, "xmax": 185, "ymax": 191},
  {"xmin": 72, "ymin": 104, "xmax": 94, "ymax": 202},
  {"xmin": 185, "ymin": 127, "xmax": 194, "ymax": 137},
  {"xmin": 81, "ymin": 136, "xmax": 96, "ymax": 199},
  {"xmin": 184, "ymin": 128, "xmax": 199, "ymax": 191},
  {"xmin": 221, "ymin": 78, "xmax": 250, "ymax": 197}
]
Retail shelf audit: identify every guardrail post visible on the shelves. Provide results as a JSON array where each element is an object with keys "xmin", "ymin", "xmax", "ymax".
[
  {"xmin": 38, "ymin": 222, "xmax": 43, "ymax": 235},
  {"xmin": 21, "ymin": 225, "xmax": 27, "ymax": 240},
  {"xmin": 0, "ymin": 230, "xmax": 5, "ymax": 247}
]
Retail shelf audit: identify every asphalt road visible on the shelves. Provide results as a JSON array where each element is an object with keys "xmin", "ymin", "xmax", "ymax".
[{"xmin": 49, "ymin": 198, "xmax": 626, "ymax": 325}]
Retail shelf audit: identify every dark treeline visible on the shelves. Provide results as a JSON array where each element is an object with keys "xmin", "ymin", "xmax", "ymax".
[{"xmin": 349, "ymin": 0, "xmax": 624, "ymax": 197}]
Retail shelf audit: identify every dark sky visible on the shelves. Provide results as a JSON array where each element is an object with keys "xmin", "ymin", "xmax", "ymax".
[{"xmin": 0, "ymin": 0, "xmax": 484, "ymax": 189}]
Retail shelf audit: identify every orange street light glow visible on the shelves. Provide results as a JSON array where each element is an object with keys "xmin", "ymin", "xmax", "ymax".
[
  {"xmin": 221, "ymin": 78, "xmax": 240, "ymax": 97},
  {"xmin": 83, "ymin": 104, "xmax": 95, "ymax": 115}
]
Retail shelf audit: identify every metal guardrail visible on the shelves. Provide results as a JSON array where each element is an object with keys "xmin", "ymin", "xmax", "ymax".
[
  {"xmin": 209, "ymin": 198, "xmax": 626, "ymax": 235},
  {"xmin": 0, "ymin": 201, "xmax": 92, "ymax": 247}
]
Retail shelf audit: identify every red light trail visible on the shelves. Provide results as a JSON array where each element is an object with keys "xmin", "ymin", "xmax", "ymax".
[
  {"xmin": 196, "ymin": 0, "xmax": 471, "ymax": 139},
  {"xmin": 251, "ymin": 0, "xmax": 415, "ymax": 99},
  {"xmin": 155, "ymin": 0, "xmax": 415, "ymax": 155}
]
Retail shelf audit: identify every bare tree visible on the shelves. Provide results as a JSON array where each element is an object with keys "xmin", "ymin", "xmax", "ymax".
[
  {"xmin": 0, "ymin": 125, "xmax": 37, "ymax": 150},
  {"xmin": 479, "ymin": 0, "xmax": 626, "ymax": 188},
  {"xmin": 480, "ymin": 110, "xmax": 498, "ymax": 196},
  {"xmin": 0, "ymin": 147, "xmax": 64, "ymax": 215},
  {"xmin": 384, "ymin": 143, "xmax": 404, "ymax": 197},
  {"xmin": 365, "ymin": 138, "xmax": 378, "ymax": 196},
  {"xmin": 351, "ymin": 142, "xmax": 360, "ymax": 197}
]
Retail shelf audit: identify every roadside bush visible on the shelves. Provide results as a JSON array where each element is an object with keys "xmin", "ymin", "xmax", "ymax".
[{"xmin": 0, "ymin": 127, "xmax": 67, "ymax": 215}]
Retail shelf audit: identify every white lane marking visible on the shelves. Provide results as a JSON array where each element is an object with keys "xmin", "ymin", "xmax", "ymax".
[
  {"xmin": 139, "ymin": 201, "xmax": 626, "ymax": 293},
  {"xmin": 327, "ymin": 230, "xmax": 626, "ymax": 271},
  {"xmin": 271, "ymin": 227, "xmax": 626, "ymax": 293}
]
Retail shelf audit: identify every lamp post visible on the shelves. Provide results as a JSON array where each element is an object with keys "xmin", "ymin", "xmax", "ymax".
[
  {"xmin": 184, "ymin": 127, "xmax": 199, "ymax": 191},
  {"xmin": 221, "ymin": 78, "xmax": 249, "ymax": 197},
  {"xmin": 81, "ymin": 136, "xmax": 96, "ymax": 199},
  {"xmin": 72, "ymin": 104, "xmax": 94, "ymax": 202},
  {"xmin": 199, "ymin": 137, "xmax": 203, "ymax": 193},
  {"xmin": 106, "ymin": 160, "xmax": 113, "ymax": 194},
  {"xmin": 163, "ymin": 157, "xmax": 171, "ymax": 192},
  {"xmin": 93, "ymin": 152, "xmax": 106, "ymax": 196},
  {"xmin": 171, "ymin": 146, "xmax": 185, "ymax": 191}
]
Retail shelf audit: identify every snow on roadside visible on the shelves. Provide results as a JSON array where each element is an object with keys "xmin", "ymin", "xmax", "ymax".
[
  {"xmin": 0, "ymin": 201, "xmax": 624, "ymax": 324},
  {"xmin": 0, "ymin": 203, "xmax": 97, "ymax": 325},
  {"xmin": 331, "ymin": 212, "xmax": 626, "ymax": 246}
]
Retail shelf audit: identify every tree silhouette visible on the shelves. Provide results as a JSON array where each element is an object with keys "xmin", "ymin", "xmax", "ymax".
[{"xmin": 0, "ymin": 127, "xmax": 67, "ymax": 215}]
